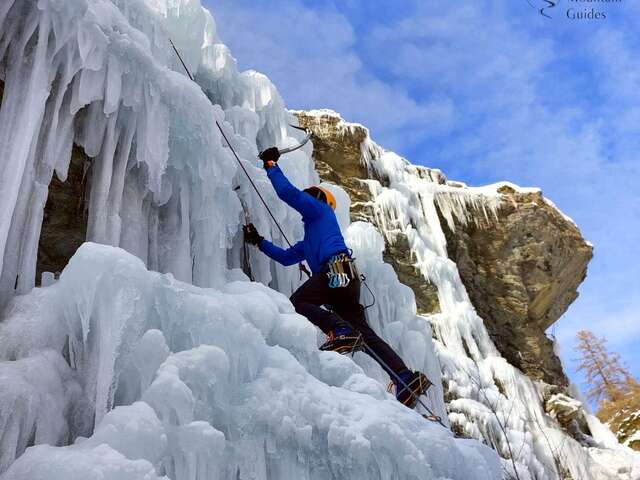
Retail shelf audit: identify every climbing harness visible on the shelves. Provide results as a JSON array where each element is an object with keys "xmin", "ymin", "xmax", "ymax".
[
  {"xmin": 326, "ymin": 252, "xmax": 357, "ymax": 288},
  {"xmin": 169, "ymin": 39, "xmax": 311, "ymax": 279},
  {"xmin": 320, "ymin": 330, "xmax": 365, "ymax": 354},
  {"xmin": 348, "ymin": 332, "xmax": 366, "ymax": 356},
  {"xmin": 324, "ymin": 252, "xmax": 375, "ymax": 307}
]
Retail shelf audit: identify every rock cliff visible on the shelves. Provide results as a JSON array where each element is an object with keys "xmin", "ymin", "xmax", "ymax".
[
  {"xmin": 294, "ymin": 110, "xmax": 442, "ymax": 315},
  {"xmin": 440, "ymin": 184, "xmax": 592, "ymax": 386},
  {"xmin": 294, "ymin": 109, "xmax": 592, "ymax": 390}
]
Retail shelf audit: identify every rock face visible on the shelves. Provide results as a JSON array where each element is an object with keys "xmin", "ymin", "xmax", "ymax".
[
  {"xmin": 597, "ymin": 384, "xmax": 640, "ymax": 451},
  {"xmin": 294, "ymin": 109, "xmax": 592, "ymax": 388},
  {"xmin": 3, "ymin": 68, "xmax": 92, "ymax": 287},
  {"xmin": 36, "ymin": 146, "xmax": 90, "ymax": 284},
  {"xmin": 545, "ymin": 391, "xmax": 597, "ymax": 446},
  {"xmin": 440, "ymin": 184, "xmax": 593, "ymax": 386},
  {"xmin": 294, "ymin": 110, "xmax": 441, "ymax": 315}
]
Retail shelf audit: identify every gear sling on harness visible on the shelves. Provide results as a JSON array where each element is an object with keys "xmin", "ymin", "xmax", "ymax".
[{"xmin": 326, "ymin": 252, "xmax": 357, "ymax": 288}]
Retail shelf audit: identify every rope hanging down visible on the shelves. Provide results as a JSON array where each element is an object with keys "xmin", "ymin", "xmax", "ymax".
[
  {"xmin": 169, "ymin": 42, "xmax": 445, "ymax": 428},
  {"xmin": 357, "ymin": 335, "xmax": 447, "ymax": 428},
  {"xmin": 234, "ymin": 185, "xmax": 254, "ymax": 281},
  {"xmin": 169, "ymin": 39, "xmax": 311, "ymax": 278}
]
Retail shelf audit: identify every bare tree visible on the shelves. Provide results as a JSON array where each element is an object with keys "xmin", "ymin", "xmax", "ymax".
[{"xmin": 574, "ymin": 330, "xmax": 630, "ymax": 403}]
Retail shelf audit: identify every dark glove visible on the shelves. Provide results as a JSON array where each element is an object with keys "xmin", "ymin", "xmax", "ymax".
[
  {"xmin": 259, "ymin": 146, "xmax": 280, "ymax": 169},
  {"xmin": 243, "ymin": 223, "xmax": 264, "ymax": 246}
]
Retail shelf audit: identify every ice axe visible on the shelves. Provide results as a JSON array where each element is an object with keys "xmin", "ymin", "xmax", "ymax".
[{"xmin": 273, "ymin": 124, "xmax": 312, "ymax": 155}]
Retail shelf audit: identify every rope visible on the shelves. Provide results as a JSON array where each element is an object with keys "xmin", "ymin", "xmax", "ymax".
[
  {"xmin": 234, "ymin": 186, "xmax": 254, "ymax": 281},
  {"xmin": 360, "ymin": 275, "xmax": 376, "ymax": 310},
  {"xmin": 357, "ymin": 336, "xmax": 447, "ymax": 429},
  {"xmin": 354, "ymin": 292, "xmax": 447, "ymax": 428},
  {"xmin": 169, "ymin": 40, "xmax": 310, "ymax": 279}
]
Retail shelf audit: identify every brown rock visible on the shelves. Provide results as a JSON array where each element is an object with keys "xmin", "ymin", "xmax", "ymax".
[
  {"xmin": 295, "ymin": 111, "xmax": 441, "ymax": 315},
  {"xmin": 35, "ymin": 146, "xmax": 90, "ymax": 283},
  {"xmin": 439, "ymin": 189, "xmax": 593, "ymax": 386},
  {"xmin": 294, "ymin": 109, "xmax": 593, "ymax": 390}
]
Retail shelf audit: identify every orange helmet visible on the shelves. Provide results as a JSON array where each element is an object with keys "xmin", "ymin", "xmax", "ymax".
[{"xmin": 304, "ymin": 186, "xmax": 337, "ymax": 210}]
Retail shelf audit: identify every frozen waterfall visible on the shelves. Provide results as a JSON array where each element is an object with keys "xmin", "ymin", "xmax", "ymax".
[{"xmin": 0, "ymin": 0, "xmax": 636, "ymax": 479}]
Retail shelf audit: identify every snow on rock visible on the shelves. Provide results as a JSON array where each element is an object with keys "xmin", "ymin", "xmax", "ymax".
[
  {"xmin": 310, "ymin": 112, "xmax": 638, "ymax": 479},
  {"xmin": 0, "ymin": 243, "xmax": 500, "ymax": 479},
  {"xmin": 545, "ymin": 393, "xmax": 583, "ymax": 426}
]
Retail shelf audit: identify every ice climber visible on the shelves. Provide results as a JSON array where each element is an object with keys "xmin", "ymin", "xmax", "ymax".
[{"xmin": 243, "ymin": 146, "xmax": 432, "ymax": 408}]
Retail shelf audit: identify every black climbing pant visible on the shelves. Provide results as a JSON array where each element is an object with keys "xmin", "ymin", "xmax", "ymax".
[{"xmin": 290, "ymin": 268, "xmax": 410, "ymax": 378}]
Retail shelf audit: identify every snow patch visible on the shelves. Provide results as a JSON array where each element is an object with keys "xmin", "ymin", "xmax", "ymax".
[{"xmin": 0, "ymin": 243, "xmax": 500, "ymax": 479}]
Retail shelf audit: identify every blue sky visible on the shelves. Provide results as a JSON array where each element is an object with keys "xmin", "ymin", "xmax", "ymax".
[{"xmin": 205, "ymin": 0, "xmax": 640, "ymax": 392}]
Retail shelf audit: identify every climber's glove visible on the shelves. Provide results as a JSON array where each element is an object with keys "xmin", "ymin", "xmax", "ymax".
[
  {"xmin": 259, "ymin": 146, "xmax": 280, "ymax": 169},
  {"xmin": 243, "ymin": 223, "xmax": 264, "ymax": 246}
]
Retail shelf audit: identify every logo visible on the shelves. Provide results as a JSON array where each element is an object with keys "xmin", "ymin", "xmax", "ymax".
[
  {"xmin": 526, "ymin": 0, "xmax": 558, "ymax": 19},
  {"xmin": 525, "ymin": 0, "xmax": 623, "ymax": 20}
]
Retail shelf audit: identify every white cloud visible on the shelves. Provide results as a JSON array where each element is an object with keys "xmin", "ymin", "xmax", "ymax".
[{"xmin": 207, "ymin": 0, "xmax": 453, "ymax": 143}]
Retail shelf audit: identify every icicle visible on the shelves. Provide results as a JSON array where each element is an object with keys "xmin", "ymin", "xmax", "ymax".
[{"xmin": 0, "ymin": 2, "xmax": 631, "ymax": 480}]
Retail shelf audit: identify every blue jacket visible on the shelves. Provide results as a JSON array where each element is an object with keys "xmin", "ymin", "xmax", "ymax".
[{"xmin": 259, "ymin": 165, "xmax": 348, "ymax": 273}]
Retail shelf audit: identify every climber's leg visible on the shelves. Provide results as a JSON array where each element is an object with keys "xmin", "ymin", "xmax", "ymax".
[
  {"xmin": 333, "ymin": 278, "xmax": 409, "ymax": 376},
  {"xmin": 290, "ymin": 273, "xmax": 343, "ymax": 334}
]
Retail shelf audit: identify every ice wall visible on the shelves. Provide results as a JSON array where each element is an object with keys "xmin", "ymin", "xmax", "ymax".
[
  {"xmin": 0, "ymin": 0, "xmax": 635, "ymax": 479},
  {"xmin": 0, "ymin": 243, "xmax": 500, "ymax": 479},
  {"xmin": 354, "ymin": 132, "xmax": 639, "ymax": 479},
  {"xmin": 0, "ymin": 0, "xmax": 316, "ymax": 308},
  {"xmin": 0, "ymin": 0, "xmax": 492, "ymax": 478}
]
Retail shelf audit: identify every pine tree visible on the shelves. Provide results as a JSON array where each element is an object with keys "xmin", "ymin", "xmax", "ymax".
[{"xmin": 574, "ymin": 330, "xmax": 629, "ymax": 403}]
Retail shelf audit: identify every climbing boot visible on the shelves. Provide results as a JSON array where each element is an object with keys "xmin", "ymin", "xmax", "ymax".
[
  {"xmin": 395, "ymin": 371, "xmax": 433, "ymax": 408},
  {"xmin": 319, "ymin": 325, "xmax": 363, "ymax": 354}
]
